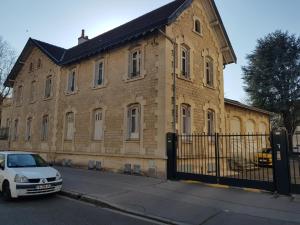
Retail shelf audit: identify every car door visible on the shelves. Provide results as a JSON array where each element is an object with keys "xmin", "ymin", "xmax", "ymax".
[{"xmin": 0, "ymin": 154, "xmax": 5, "ymax": 189}]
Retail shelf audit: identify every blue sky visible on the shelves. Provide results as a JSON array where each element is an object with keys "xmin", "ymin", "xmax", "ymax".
[{"xmin": 1, "ymin": 0, "xmax": 299, "ymax": 102}]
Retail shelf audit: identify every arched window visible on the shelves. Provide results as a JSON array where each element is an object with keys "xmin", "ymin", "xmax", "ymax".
[
  {"xmin": 127, "ymin": 104, "xmax": 140, "ymax": 139},
  {"xmin": 207, "ymin": 109, "xmax": 215, "ymax": 135},
  {"xmin": 13, "ymin": 119, "xmax": 19, "ymax": 141},
  {"xmin": 194, "ymin": 19, "xmax": 201, "ymax": 34},
  {"xmin": 45, "ymin": 75, "xmax": 52, "ymax": 98},
  {"xmin": 205, "ymin": 57, "xmax": 214, "ymax": 87},
  {"xmin": 93, "ymin": 109, "xmax": 103, "ymax": 140},
  {"xmin": 94, "ymin": 60, "xmax": 104, "ymax": 87},
  {"xmin": 41, "ymin": 115, "xmax": 49, "ymax": 141},
  {"xmin": 182, "ymin": 104, "xmax": 191, "ymax": 135},
  {"xmin": 30, "ymin": 81, "xmax": 36, "ymax": 102},
  {"xmin": 29, "ymin": 62, "xmax": 34, "ymax": 72},
  {"xmin": 129, "ymin": 49, "xmax": 141, "ymax": 78},
  {"xmin": 37, "ymin": 59, "xmax": 42, "ymax": 69},
  {"xmin": 65, "ymin": 112, "xmax": 75, "ymax": 140},
  {"xmin": 26, "ymin": 117, "xmax": 32, "ymax": 141},
  {"xmin": 181, "ymin": 46, "xmax": 190, "ymax": 78}
]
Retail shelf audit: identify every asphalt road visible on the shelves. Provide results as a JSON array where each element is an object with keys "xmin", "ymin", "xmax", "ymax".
[{"xmin": 0, "ymin": 194, "xmax": 165, "ymax": 225}]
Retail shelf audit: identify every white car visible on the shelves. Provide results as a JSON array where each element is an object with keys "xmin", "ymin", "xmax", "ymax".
[{"xmin": 0, "ymin": 151, "xmax": 62, "ymax": 200}]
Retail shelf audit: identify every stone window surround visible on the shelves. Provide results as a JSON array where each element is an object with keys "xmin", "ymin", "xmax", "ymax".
[
  {"xmin": 41, "ymin": 114, "xmax": 49, "ymax": 142},
  {"xmin": 25, "ymin": 116, "xmax": 33, "ymax": 142},
  {"xmin": 89, "ymin": 104, "xmax": 107, "ymax": 143},
  {"xmin": 193, "ymin": 16, "xmax": 203, "ymax": 37},
  {"xmin": 123, "ymin": 43, "xmax": 147, "ymax": 82},
  {"xmin": 127, "ymin": 103, "xmax": 141, "ymax": 141},
  {"xmin": 202, "ymin": 49, "xmax": 217, "ymax": 90},
  {"xmin": 91, "ymin": 57, "xmax": 108, "ymax": 90},
  {"xmin": 44, "ymin": 75, "xmax": 53, "ymax": 99},
  {"xmin": 65, "ymin": 67, "xmax": 78, "ymax": 95}
]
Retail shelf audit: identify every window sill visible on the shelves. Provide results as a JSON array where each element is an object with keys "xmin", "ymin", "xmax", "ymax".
[
  {"xmin": 65, "ymin": 90, "xmax": 79, "ymax": 96},
  {"xmin": 193, "ymin": 30, "xmax": 203, "ymax": 37},
  {"xmin": 91, "ymin": 85, "xmax": 107, "ymax": 90},
  {"xmin": 91, "ymin": 139, "xmax": 103, "ymax": 143},
  {"xmin": 177, "ymin": 75, "xmax": 193, "ymax": 82},
  {"xmin": 125, "ymin": 139, "xmax": 140, "ymax": 143},
  {"xmin": 43, "ymin": 96, "xmax": 53, "ymax": 101},
  {"xmin": 124, "ymin": 75, "xmax": 145, "ymax": 83},
  {"xmin": 204, "ymin": 84, "xmax": 216, "ymax": 90}
]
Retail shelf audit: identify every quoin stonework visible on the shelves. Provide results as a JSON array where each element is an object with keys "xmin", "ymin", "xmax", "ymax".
[{"xmin": 1, "ymin": 0, "xmax": 271, "ymax": 177}]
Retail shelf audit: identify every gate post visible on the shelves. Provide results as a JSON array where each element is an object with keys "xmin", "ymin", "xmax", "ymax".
[
  {"xmin": 271, "ymin": 129, "xmax": 291, "ymax": 195},
  {"xmin": 167, "ymin": 133, "xmax": 177, "ymax": 180}
]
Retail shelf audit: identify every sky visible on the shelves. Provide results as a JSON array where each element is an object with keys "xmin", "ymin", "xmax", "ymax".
[{"xmin": 0, "ymin": 0, "xmax": 300, "ymax": 102}]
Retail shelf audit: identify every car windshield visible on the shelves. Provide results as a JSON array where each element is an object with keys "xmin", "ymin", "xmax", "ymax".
[{"xmin": 7, "ymin": 154, "xmax": 48, "ymax": 168}]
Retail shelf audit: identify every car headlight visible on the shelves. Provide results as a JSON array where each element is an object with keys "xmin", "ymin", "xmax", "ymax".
[
  {"xmin": 56, "ymin": 172, "xmax": 62, "ymax": 181},
  {"xmin": 14, "ymin": 174, "xmax": 29, "ymax": 183}
]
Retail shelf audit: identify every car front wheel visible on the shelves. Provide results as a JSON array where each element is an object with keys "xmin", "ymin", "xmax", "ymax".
[{"xmin": 2, "ymin": 181, "xmax": 12, "ymax": 201}]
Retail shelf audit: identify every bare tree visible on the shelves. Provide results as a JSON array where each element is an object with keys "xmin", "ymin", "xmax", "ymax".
[{"xmin": 0, "ymin": 36, "xmax": 16, "ymax": 104}]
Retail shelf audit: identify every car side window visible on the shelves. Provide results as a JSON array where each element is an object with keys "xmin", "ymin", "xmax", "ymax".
[{"xmin": 0, "ymin": 154, "xmax": 5, "ymax": 170}]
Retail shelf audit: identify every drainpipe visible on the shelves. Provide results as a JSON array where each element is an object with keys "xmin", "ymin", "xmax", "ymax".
[{"xmin": 158, "ymin": 29, "xmax": 177, "ymax": 133}]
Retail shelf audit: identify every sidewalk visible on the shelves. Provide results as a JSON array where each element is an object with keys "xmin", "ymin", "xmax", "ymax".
[{"xmin": 57, "ymin": 166, "xmax": 300, "ymax": 225}]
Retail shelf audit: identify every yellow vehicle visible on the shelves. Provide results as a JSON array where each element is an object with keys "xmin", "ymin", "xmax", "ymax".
[{"xmin": 256, "ymin": 148, "xmax": 273, "ymax": 167}]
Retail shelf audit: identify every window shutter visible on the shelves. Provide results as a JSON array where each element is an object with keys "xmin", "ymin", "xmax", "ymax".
[
  {"xmin": 68, "ymin": 72, "xmax": 72, "ymax": 91},
  {"xmin": 187, "ymin": 50, "xmax": 190, "ymax": 78},
  {"xmin": 128, "ymin": 52, "xmax": 132, "ymax": 77},
  {"xmin": 94, "ymin": 63, "xmax": 99, "ymax": 87}
]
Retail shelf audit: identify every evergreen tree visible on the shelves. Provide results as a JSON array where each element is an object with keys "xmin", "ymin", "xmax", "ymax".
[{"xmin": 242, "ymin": 31, "xmax": 300, "ymax": 134}]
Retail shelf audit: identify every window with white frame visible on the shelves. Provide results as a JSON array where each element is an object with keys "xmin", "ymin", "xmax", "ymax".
[
  {"xmin": 41, "ymin": 115, "xmax": 49, "ymax": 141},
  {"xmin": 65, "ymin": 112, "xmax": 74, "ymax": 141},
  {"xmin": 194, "ymin": 19, "xmax": 202, "ymax": 34},
  {"xmin": 67, "ymin": 69, "xmax": 76, "ymax": 93},
  {"xmin": 45, "ymin": 75, "xmax": 52, "ymax": 98},
  {"xmin": 127, "ymin": 104, "xmax": 140, "ymax": 139},
  {"xmin": 94, "ymin": 61, "xmax": 104, "ymax": 87},
  {"xmin": 16, "ymin": 85, "xmax": 23, "ymax": 104},
  {"xmin": 181, "ymin": 46, "xmax": 190, "ymax": 78},
  {"xmin": 129, "ymin": 50, "xmax": 141, "ymax": 78},
  {"xmin": 26, "ymin": 117, "xmax": 32, "ymax": 141},
  {"xmin": 30, "ymin": 81, "xmax": 36, "ymax": 102},
  {"xmin": 93, "ymin": 109, "xmax": 103, "ymax": 140},
  {"xmin": 207, "ymin": 109, "xmax": 215, "ymax": 135},
  {"xmin": 205, "ymin": 57, "xmax": 214, "ymax": 87},
  {"xmin": 182, "ymin": 104, "xmax": 191, "ymax": 135},
  {"xmin": 13, "ymin": 119, "xmax": 18, "ymax": 141}
]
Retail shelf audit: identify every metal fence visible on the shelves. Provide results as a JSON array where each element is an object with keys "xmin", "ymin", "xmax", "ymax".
[
  {"xmin": 175, "ymin": 133, "xmax": 274, "ymax": 190},
  {"xmin": 290, "ymin": 132, "xmax": 300, "ymax": 193}
]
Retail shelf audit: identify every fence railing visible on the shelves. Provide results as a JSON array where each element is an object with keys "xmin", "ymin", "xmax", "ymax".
[{"xmin": 176, "ymin": 133, "xmax": 273, "ymax": 182}]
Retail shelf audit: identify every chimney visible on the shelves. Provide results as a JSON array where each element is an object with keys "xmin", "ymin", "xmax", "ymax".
[{"xmin": 78, "ymin": 29, "xmax": 89, "ymax": 45}]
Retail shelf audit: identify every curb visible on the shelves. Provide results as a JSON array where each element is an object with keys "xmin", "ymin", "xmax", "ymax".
[
  {"xmin": 183, "ymin": 180, "xmax": 271, "ymax": 194},
  {"xmin": 60, "ymin": 190, "xmax": 189, "ymax": 225}
]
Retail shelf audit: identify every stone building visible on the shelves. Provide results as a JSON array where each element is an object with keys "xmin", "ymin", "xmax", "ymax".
[{"xmin": 2, "ymin": 0, "xmax": 270, "ymax": 177}]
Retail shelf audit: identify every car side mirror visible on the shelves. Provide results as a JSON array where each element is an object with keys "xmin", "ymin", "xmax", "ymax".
[{"xmin": 49, "ymin": 163, "xmax": 53, "ymax": 167}]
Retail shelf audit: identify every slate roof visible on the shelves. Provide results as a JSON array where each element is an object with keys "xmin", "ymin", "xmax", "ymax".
[
  {"xmin": 5, "ymin": 0, "xmax": 236, "ymax": 87},
  {"xmin": 224, "ymin": 98, "xmax": 273, "ymax": 116}
]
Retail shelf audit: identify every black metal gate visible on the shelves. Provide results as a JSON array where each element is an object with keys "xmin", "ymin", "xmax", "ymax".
[
  {"xmin": 290, "ymin": 132, "xmax": 300, "ymax": 194},
  {"xmin": 167, "ymin": 130, "xmax": 300, "ymax": 194}
]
